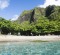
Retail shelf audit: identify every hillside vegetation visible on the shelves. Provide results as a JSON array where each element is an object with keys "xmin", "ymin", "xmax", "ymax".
[{"xmin": 0, "ymin": 5, "xmax": 60, "ymax": 36}]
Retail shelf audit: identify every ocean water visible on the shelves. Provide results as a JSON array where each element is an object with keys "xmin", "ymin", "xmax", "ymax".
[{"xmin": 0, "ymin": 41, "xmax": 60, "ymax": 55}]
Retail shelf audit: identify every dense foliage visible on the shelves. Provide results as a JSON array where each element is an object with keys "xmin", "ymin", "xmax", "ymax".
[{"xmin": 0, "ymin": 5, "xmax": 60, "ymax": 36}]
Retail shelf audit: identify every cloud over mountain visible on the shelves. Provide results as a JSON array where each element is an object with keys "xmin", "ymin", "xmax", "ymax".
[
  {"xmin": 11, "ymin": 15, "xmax": 19, "ymax": 21},
  {"xmin": 38, "ymin": 0, "xmax": 60, "ymax": 8}
]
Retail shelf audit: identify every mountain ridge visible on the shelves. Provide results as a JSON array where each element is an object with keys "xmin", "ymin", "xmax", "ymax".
[{"xmin": 17, "ymin": 5, "xmax": 60, "ymax": 23}]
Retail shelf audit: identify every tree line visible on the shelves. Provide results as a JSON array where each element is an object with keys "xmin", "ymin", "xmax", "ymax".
[{"xmin": 0, "ymin": 17, "xmax": 60, "ymax": 36}]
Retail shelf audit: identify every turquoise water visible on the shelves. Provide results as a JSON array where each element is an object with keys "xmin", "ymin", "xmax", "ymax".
[{"xmin": 0, "ymin": 41, "xmax": 60, "ymax": 55}]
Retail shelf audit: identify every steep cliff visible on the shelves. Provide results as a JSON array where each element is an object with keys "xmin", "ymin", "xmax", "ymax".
[{"xmin": 17, "ymin": 7, "xmax": 45, "ymax": 23}]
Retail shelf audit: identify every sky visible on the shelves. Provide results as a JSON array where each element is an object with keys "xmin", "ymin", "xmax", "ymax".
[{"xmin": 0, "ymin": 0, "xmax": 60, "ymax": 20}]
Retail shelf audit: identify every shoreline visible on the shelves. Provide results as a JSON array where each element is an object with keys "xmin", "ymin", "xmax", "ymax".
[{"xmin": 0, "ymin": 35, "xmax": 60, "ymax": 42}]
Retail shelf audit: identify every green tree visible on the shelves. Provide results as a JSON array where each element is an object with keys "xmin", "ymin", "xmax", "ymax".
[
  {"xmin": 20, "ymin": 21, "xmax": 32, "ymax": 35},
  {"xmin": 0, "ymin": 18, "xmax": 11, "ymax": 34}
]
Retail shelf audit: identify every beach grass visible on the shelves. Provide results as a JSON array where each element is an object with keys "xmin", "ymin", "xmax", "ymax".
[{"xmin": 31, "ymin": 40, "xmax": 48, "ymax": 42}]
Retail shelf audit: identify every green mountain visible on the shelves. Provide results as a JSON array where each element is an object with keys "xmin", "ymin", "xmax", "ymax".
[{"xmin": 17, "ymin": 5, "xmax": 60, "ymax": 23}]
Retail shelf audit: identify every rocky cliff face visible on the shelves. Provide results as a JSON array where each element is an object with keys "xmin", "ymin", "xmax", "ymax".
[
  {"xmin": 17, "ymin": 10, "xmax": 32, "ymax": 23},
  {"xmin": 17, "ymin": 7, "xmax": 45, "ymax": 23}
]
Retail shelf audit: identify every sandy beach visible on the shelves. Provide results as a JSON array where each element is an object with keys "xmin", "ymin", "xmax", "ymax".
[{"xmin": 0, "ymin": 35, "xmax": 60, "ymax": 42}]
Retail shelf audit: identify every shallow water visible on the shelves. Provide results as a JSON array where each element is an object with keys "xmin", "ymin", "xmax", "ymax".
[{"xmin": 0, "ymin": 41, "xmax": 60, "ymax": 55}]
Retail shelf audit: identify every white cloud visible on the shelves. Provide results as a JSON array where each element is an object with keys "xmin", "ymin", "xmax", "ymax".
[
  {"xmin": 11, "ymin": 15, "xmax": 19, "ymax": 21},
  {"xmin": 0, "ymin": 0, "xmax": 9, "ymax": 9},
  {"xmin": 38, "ymin": 0, "xmax": 60, "ymax": 8}
]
